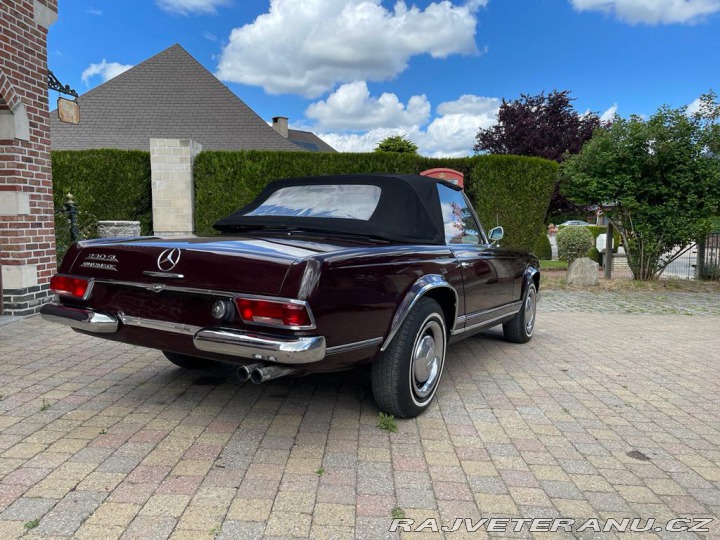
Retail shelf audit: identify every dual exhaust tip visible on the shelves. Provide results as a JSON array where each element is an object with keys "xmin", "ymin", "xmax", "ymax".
[{"xmin": 237, "ymin": 363, "xmax": 296, "ymax": 385}]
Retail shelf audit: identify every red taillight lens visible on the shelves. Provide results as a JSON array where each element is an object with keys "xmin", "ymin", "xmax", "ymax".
[
  {"xmin": 236, "ymin": 298, "xmax": 313, "ymax": 328},
  {"xmin": 50, "ymin": 275, "xmax": 91, "ymax": 299}
]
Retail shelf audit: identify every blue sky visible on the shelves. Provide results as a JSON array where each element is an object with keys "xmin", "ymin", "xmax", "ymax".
[{"xmin": 48, "ymin": 0, "xmax": 720, "ymax": 156}]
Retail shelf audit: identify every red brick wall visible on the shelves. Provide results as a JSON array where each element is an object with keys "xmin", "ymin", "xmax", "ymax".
[{"xmin": 0, "ymin": 0, "xmax": 58, "ymax": 315}]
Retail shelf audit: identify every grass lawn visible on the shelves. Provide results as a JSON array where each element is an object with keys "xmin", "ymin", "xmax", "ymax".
[
  {"xmin": 539, "ymin": 259, "xmax": 567, "ymax": 271},
  {"xmin": 541, "ymin": 274, "xmax": 720, "ymax": 292}
]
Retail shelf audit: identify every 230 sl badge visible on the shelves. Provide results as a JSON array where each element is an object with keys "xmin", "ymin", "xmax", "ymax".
[
  {"xmin": 85, "ymin": 253, "xmax": 119, "ymax": 262},
  {"xmin": 79, "ymin": 253, "xmax": 119, "ymax": 271}
]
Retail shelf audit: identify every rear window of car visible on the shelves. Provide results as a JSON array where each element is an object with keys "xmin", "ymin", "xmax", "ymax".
[{"xmin": 245, "ymin": 185, "xmax": 381, "ymax": 220}]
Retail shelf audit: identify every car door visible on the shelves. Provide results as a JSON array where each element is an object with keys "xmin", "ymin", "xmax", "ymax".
[{"xmin": 436, "ymin": 184, "xmax": 515, "ymax": 322}]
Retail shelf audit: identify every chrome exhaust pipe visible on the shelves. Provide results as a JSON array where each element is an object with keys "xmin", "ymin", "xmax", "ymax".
[
  {"xmin": 236, "ymin": 363, "xmax": 263, "ymax": 384},
  {"xmin": 250, "ymin": 365, "xmax": 297, "ymax": 384}
]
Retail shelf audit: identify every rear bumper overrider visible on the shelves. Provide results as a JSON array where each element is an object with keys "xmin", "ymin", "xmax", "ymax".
[{"xmin": 39, "ymin": 302, "xmax": 326, "ymax": 364}]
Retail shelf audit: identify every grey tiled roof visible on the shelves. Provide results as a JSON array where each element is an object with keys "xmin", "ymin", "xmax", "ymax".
[
  {"xmin": 50, "ymin": 44, "xmax": 300, "ymax": 152},
  {"xmin": 288, "ymin": 129, "xmax": 336, "ymax": 152}
]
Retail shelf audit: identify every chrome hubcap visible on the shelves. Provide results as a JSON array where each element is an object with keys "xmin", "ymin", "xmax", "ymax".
[
  {"xmin": 525, "ymin": 287, "xmax": 536, "ymax": 335},
  {"xmin": 411, "ymin": 319, "xmax": 444, "ymax": 400}
]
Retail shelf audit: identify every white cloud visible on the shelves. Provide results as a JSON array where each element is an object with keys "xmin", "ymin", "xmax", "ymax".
[
  {"xmin": 600, "ymin": 103, "xmax": 618, "ymax": 121},
  {"xmin": 687, "ymin": 97, "xmax": 703, "ymax": 115},
  {"xmin": 156, "ymin": 0, "xmax": 230, "ymax": 15},
  {"xmin": 436, "ymin": 94, "xmax": 500, "ymax": 115},
  {"xmin": 216, "ymin": 0, "xmax": 485, "ymax": 97},
  {"xmin": 81, "ymin": 60, "xmax": 133, "ymax": 86},
  {"xmin": 421, "ymin": 96, "xmax": 499, "ymax": 156},
  {"xmin": 569, "ymin": 0, "xmax": 720, "ymax": 24},
  {"xmin": 312, "ymin": 91, "xmax": 500, "ymax": 157},
  {"xmin": 305, "ymin": 81, "xmax": 430, "ymax": 130},
  {"xmin": 203, "ymin": 31, "xmax": 218, "ymax": 41},
  {"xmin": 87, "ymin": 8, "xmax": 102, "ymax": 15}
]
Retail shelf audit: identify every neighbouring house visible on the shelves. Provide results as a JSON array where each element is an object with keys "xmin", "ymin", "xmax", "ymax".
[
  {"xmin": 50, "ymin": 44, "xmax": 335, "ymax": 153},
  {"xmin": 271, "ymin": 116, "xmax": 336, "ymax": 153}
]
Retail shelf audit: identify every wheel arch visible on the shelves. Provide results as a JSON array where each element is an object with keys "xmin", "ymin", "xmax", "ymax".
[
  {"xmin": 380, "ymin": 274, "xmax": 457, "ymax": 352},
  {"xmin": 523, "ymin": 264, "xmax": 540, "ymax": 297}
]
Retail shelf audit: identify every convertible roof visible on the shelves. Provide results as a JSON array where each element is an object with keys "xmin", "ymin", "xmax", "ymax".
[{"xmin": 213, "ymin": 173, "xmax": 462, "ymax": 244}]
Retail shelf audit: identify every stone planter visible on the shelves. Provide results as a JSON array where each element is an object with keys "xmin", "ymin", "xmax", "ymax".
[{"xmin": 97, "ymin": 221, "xmax": 141, "ymax": 238}]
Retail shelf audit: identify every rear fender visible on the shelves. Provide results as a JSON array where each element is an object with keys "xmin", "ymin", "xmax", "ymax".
[
  {"xmin": 380, "ymin": 274, "xmax": 458, "ymax": 351},
  {"xmin": 522, "ymin": 265, "xmax": 540, "ymax": 299}
]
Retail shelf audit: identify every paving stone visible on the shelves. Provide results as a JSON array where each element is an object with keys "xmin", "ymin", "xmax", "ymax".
[
  {"xmin": 0, "ymin": 293, "xmax": 719, "ymax": 538},
  {"xmin": 0, "ymin": 497, "xmax": 57, "ymax": 521},
  {"xmin": 120, "ymin": 515, "xmax": 176, "ymax": 540},
  {"xmin": 31, "ymin": 510, "xmax": 84, "ymax": 536},
  {"xmin": 216, "ymin": 520, "xmax": 265, "ymax": 540}
]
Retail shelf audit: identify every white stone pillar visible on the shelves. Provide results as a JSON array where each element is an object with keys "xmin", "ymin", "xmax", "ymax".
[{"xmin": 150, "ymin": 138, "xmax": 201, "ymax": 237}]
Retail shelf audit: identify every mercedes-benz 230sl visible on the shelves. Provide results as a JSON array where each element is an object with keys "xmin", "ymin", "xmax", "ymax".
[{"xmin": 42, "ymin": 174, "xmax": 540, "ymax": 418}]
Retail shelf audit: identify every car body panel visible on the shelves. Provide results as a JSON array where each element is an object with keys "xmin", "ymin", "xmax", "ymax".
[{"xmin": 43, "ymin": 174, "xmax": 540, "ymax": 377}]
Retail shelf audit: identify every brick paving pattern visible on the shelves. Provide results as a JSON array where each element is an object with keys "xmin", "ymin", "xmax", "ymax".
[{"xmin": 0, "ymin": 290, "xmax": 718, "ymax": 538}]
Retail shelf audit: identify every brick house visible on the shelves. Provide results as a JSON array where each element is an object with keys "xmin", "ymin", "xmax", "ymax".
[{"xmin": 1, "ymin": 0, "xmax": 58, "ymax": 316}]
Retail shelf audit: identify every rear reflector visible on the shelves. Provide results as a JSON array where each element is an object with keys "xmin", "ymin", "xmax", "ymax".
[
  {"xmin": 50, "ymin": 275, "xmax": 92, "ymax": 299},
  {"xmin": 236, "ymin": 298, "xmax": 313, "ymax": 328}
]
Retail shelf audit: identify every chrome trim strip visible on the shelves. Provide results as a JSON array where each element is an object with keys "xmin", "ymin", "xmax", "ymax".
[
  {"xmin": 40, "ymin": 303, "xmax": 118, "ymax": 334},
  {"xmin": 380, "ymin": 274, "xmax": 458, "ymax": 352},
  {"xmin": 194, "ymin": 329, "xmax": 326, "ymax": 364},
  {"xmin": 117, "ymin": 314, "xmax": 201, "ymax": 336},
  {"xmin": 94, "ymin": 279, "xmax": 238, "ymax": 298},
  {"xmin": 326, "ymin": 337, "xmax": 383, "ymax": 356},
  {"xmin": 464, "ymin": 302, "xmax": 522, "ymax": 322},
  {"xmin": 142, "ymin": 271, "xmax": 185, "ymax": 279},
  {"xmin": 451, "ymin": 301, "xmax": 523, "ymax": 335}
]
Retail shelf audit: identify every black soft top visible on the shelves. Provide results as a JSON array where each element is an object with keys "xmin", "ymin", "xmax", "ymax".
[{"xmin": 213, "ymin": 173, "xmax": 461, "ymax": 245}]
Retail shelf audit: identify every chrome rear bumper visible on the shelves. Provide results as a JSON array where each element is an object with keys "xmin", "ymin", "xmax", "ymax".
[
  {"xmin": 194, "ymin": 329, "xmax": 325, "ymax": 364},
  {"xmin": 39, "ymin": 302, "xmax": 325, "ymax": 364},
  {"xmin": 40, "ymin": 302, "xmax": 119, "ymax": 333}
]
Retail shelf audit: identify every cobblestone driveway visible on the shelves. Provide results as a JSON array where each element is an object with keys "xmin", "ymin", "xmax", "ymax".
[{"xmin": 0, "ymin": 291, "xmax": 719, "ymax": 539}]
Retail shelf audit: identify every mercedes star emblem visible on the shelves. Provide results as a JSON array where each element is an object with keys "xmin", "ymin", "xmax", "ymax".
[{"xmin": 157, "ymin": 248, "xmax": 181, "ymax": 271}]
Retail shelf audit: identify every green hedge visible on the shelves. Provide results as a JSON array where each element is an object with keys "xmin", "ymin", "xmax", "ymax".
[
  {"xmin": 193, "ymin": 151, "xmax": 481, "ymax": 236},
  {"xmin": 467, "ymin": 156, "xmax": 558, "ymax": 253},
  {"xmin": 49, "ymin": 149, "xmax": 557, "ymax": 258},
  {"xmin": 194, "ymin": 151, "xmax": 557, "ymax": 252},
  {"xmin": 52, "ymin": 150, "xmax": 152, "ymax": 260},
  {"xmin": 534, "ymin": 233, "xmax": 552, "ymax": 260}
]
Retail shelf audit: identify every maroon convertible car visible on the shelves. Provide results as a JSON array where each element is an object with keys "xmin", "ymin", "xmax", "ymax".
[{"xmin": 41, "ymin": 174, "xmax": 540, "ymax": 418}]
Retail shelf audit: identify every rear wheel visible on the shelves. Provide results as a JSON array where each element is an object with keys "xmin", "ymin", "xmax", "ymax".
[
  {"xmin": 372, "ymin": 298, "xmax": 447, "ymax": 418},
  {"xmin": 503, "ymin": 282, "xmax": 537, "ymax": 344},
  {"xmin": 162, "ymin": 351, "xmax": 217, "ymax": 370}
]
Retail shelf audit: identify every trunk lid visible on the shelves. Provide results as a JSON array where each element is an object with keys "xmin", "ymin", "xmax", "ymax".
[{"xmin": 65, "ymin": 235, "xmax": 332, "ymax": 295}]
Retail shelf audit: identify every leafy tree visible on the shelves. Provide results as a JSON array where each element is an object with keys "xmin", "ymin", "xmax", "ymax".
[
  {"xmin": 375, "ymin": 135, "xmax": 418, "ymax": 154},
  {"xmin": 561, "ymin": 93, "xmax": 720, "ymax": 280},
  {"xmin": 474, "ymin": 90, "xmax": 602, "ymax": 219}
]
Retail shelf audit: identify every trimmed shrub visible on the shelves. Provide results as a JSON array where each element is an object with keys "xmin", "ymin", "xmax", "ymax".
[
  {"xmin": 467, "ymin": 155, "xmax": 558, "ymax": 253},
  {"xmin": 194, "ymin": 151, "xmax": 422, "ymax": 235},
  {"xmin": 533, "ymin": 233, "xmax": 552, "ymax": 260},
  {"xmin": 557, "ymin": 226, "xmax": 595, "ymax": 264},
  {"xmin": 193, "ymin": 151, "xmax": 555, "ymax": 251},
  {"xmin": 557, "ymin": 224, "xmax": 621, "ymax": 263},
  {"xmin": 52, "ymin": 150, "xmax": 152, "ymax": 261},
  {"xmin": 50, "ymin": 149, "xmax": 558, "ymax": 260}
]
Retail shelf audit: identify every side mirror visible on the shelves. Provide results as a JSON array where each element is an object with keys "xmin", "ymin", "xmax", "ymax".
[{"xmin": 488, "ymin": 226, "xmax": 504, "ymax": 243}]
